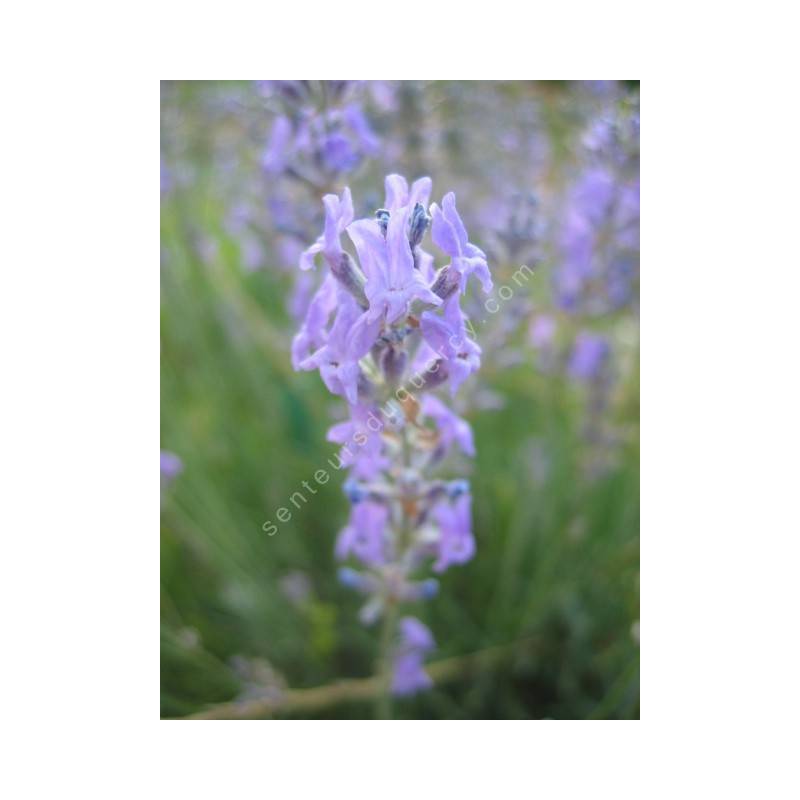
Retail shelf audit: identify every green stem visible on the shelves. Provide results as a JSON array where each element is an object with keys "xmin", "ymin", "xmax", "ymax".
[
  {"xmin": 375, "ymin": 422, "xmax": 413, "ymax": 720},
  {"xmin": 376, "ymin": 599, "xmax": 400, "ymax": 719}
]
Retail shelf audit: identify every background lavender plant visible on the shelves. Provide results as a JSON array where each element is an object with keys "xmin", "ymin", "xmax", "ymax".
[{"xmin": 161, "ymin": 81, "xmax": 640, "ymax": 720}]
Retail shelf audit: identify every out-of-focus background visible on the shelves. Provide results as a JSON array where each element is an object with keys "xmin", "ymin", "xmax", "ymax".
[{"xmin": 160, "ymin": 80, "xmax": 639, "ymax": 719}]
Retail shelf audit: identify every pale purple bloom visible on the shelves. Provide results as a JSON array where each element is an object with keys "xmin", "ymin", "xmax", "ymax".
[
  {"xmin": 336, "ymin": 501, "xmax": 390, "ymax": 566},
  {"xmin": 258, "ymin": 86, "xmax": 380, "ymax": 182},
  {"xmin": 383, "ymin": 174, "xmax": 432, "ymax": 212},
  {"xmin": 530, "ymin": 314, "xmax": 557, "ymax": 349},
  {"xmin": 327, "ymin": 402, "xmax": 390, "ymax": 479},
  {"xmin": 347, "ymin": 205, "xmax": 441, "ymax": 325},
  {"xmin": 160, "ymin": 450, "xmax": 183, "ymax": 496},
  {"xmin": 572, "ymin": 167, "xmax": 615, "ymax": 224},
  {"xmin": 420, "ymin": 395, "xmax": 475, "ymax": 457},
  {"xmin": 420, "ymin": 296, "xmax": 481, "ymax": 395},
  {"xmin": 568, "ymin": 332, "xmax": 610, "ymax": 381},
  {"xmin": 290, "ymin": 274, "xmax": 338, "ymax": 369},
  {"xmin": 555, "ymin": 107, "xmax": 639, "ymax": 315},
  {"xmin": 299, "ymin": 291, "xmax": 380, "ymax": 404},
  {"xmin": 391, "ymin": 617, "xmax": 435, "ymax": 696},
  {"xmin": 160, "ymin": 450, "xmax": 183, "ymax": 481},
  {"xmin": 343, "ymin": 104, "xmax": 380, "ymax": 155},
  {"xmin": 262, "ymin": 115, "xmax": 292, "ymax": 174},
  {"xmin": 432, "ymin": 492, "xmax": 475, "ymax": 573},
  {"xmin": 321, "ymin": 133, "xmax": 360, "ymax": 172},
  {"xmin": 430, "ymin": 192, "xmax": 493, "ymax": 293},
  {"xmin": 367, "ymin": 81, "xmax": 398, "ymax": 112},
  {"xmin": 299, "ymin": 188, "xmax": 354, "ymax": 271}
]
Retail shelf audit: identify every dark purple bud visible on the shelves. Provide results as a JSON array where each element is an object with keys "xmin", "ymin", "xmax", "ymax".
[
  {"xmin": 408, "ymin": 202, "xmax": 431, "ymax": 248},
  {"xmin": 418, "ymin": 359, "xmax": 449, "ymax": 391},
  {"xmin": 375, "ymin": 208, "xmax": 390, "ymax": 237},
  {"xmin": 331, "ymin": 252, "xmax": 368, "ymax": 308},
  {"xmin": 431, "ymin": 265, "xmax": 461, "ymax": 301}
]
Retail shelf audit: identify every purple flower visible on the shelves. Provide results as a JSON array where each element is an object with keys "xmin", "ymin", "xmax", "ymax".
[
  {"xmin": 432, "ymin": 492, "xmax": 475, "ymax": 573},
  {"xmin": 420, "ymin": 296, "xmax": 481, "ymax": 395},
  {"xmin": 391, "ymin": 617, "xmax": 435, "ymax": 696},
  {"xmin": 568, "ymin": 332, "xmax": 610, "ymax": 381},
  {"xmin": 430, "ymin": 192, "xmax": 493, "ymax": 293},
  {"xmin": 160, "ymin": 451, "xmax": 183, "ymax": 497},
  {"xmin": 572, "ymin": 167, "xmax": 615, "ymax": 224},
  {"xmin": 383, "ymin": 174, "xmax": 432, "ymax": 212},
  {"xmin": 420, "ymin": 395, "xmax": 475, "ymax": 457},
  {"xmin": 321, "ymin": 133, "xmax": 360, "ymax": 172},
  {"xmin": 335, "ymin": 501, "xmax": 390, "ymax": 566},
  {"xmin": 530, "ymin": 314, "xmax": 557, "ymax": 349},
  {"xmin": 299, "ymin": 188, "xmax": 354, "ymax": 272},
  {"xmin": 347, "ymin": 204, "xmax": 441, "ymax": 325},
  {"xmin": 262, "ymin": 115, "xmax": 292, "ymax": 174},
  {"xmin": 327, "ymin": 403, "xmax": 390, "ymax": 479},
  {"xmin": 343, "ymin": 104, "xmax": 380, "ymax": 155},
  {"xmin": 298, "ymin": 291, "xmax": 380, "ymax": 404},
  {"xmin": 291, "ymin": 274, "xmax": 338, "ymax": 369},
  {"xmin": 160, "ymin": 450, "xmax": 183, "ymax": 482}
]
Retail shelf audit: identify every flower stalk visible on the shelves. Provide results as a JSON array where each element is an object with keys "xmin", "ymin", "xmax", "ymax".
[{"xmin": 291, "ymin": 174, "xmax": 492, "ymax": 715}]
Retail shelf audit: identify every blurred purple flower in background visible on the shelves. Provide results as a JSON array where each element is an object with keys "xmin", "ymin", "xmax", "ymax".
[
  {"xmin": 160, "ymin": 450, "xmax": 182, "ymax": 496},
  {"xmin": 391, "ymin": 617, "xmax": 435, "ymax": 696},
  {"xmin": 568, "ymin": 332, "xmax": 610, "ymax": 381}
]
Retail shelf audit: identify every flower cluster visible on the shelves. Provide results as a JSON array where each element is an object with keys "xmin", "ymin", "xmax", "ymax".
[
  {"xmin": 554, "ymin": 117, "xmax": 639, "ymax": 321},
  {"xmin": 260, "ymin": 81, "xmax": 380, "ymax": 183},
  {"xmin": 529, "ymin": 99, "xmax": 639, "ymax": 477},
  {"xmin": 291, "ymin": 174, "xmax": 491, "ymax": 699}
]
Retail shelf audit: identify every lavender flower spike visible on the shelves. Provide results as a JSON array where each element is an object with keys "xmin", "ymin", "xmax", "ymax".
[{"xmin": 290, "ymin": 174, "xmax": 497, "ymax": 715}]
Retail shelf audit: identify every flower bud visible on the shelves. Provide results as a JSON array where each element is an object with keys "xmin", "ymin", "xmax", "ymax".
[
  {"xmin": 338, "ymin": 567, "xmax": 376, "ymax": 594},
  {"xmin": 343, "ymin": 478, "xmax": 368, "ymax": 504},
  {"xmin": 330, "ymin": 252, "xmax": 368, "ymax": 308},
  {"xmin": 417, "ymin": 359, "xmax": 449, "ymax": 391},
  {"xmin": 375, "ymin": 208, "xmax": 390, "ymax": 237},
  {"xmin": 447, "ymin": 479, "xmax": 470, "ymax": 499},
  {"xmin": 408, "ymin": 202, "xmax": 431, "ymax": 248},
  {"xmin": 431, "ymin": 265, "xmax": 461, "ymax": 301},
  {"xmin": 419, "ymin": 579, "xmax": 439, "ymax": 599}
]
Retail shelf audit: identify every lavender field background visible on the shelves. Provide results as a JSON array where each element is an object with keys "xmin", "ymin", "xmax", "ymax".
[{"xmin": 160, "ymin": 80, "xmax": 639, "ymax": 719}]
